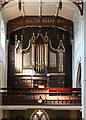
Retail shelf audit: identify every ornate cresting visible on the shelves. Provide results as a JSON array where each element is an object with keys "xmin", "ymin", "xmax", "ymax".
[{"xmin": 30, "ymin": 109, "xmax": 49, "ymax": 120}]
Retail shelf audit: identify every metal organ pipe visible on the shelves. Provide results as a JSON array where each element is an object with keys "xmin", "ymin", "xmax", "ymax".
[
  {"xmin": 45, "ymin": 44, "xmax": 48, "ymax": 68},
  {"xmin": 32, "ymin": 44, "xmax": 35, "ymax": 68}
]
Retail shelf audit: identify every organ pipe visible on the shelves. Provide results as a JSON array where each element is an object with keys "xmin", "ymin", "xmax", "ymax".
[
  {"xmin": 45, "ymin": 44, "xmax": 48, "ymax": 68},
  {"xmin": 32, "ymin": 44, "xmax": 35, "ymax": 68}
]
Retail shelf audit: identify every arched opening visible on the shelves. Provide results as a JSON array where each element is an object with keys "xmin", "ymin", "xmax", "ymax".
[
  {"xmin": 76, "ymin": 63, "xmax": 81, "ymax": 88},
  {"xmin": 30, "ymin": 109, "xmax": 49, "ymax": 120}
]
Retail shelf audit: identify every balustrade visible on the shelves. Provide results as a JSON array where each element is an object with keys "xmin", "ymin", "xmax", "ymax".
[{"xmin": 0, "ymin": 88, "xmax": 81, "ymax": 105}]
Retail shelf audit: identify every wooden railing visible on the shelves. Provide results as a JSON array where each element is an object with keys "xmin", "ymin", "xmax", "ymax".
[{"xmin": 0, "ymin": 88, "xmax": 81, "ymax": 105}]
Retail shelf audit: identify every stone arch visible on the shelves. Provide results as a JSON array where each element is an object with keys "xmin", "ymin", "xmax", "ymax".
[
  {"xmin": 76, "ymin": 63, "xmax": 81, "ymax": 88},
  {"xmin": 30, "ymin": 109, "xmax": 49, "ymax": 120}
]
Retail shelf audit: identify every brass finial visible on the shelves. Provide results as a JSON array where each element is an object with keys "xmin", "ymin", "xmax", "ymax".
[
  {"xmin": 15, "ymin": 35, "xmax": 17, "ymax": 41},
  {"xmin": 21, "ymin": 35, "xmax": 23, "ymax": 41},
  {"xmin": 60, "ymin": 40, "xmax": 62, "ymax": 43},
  {"xmin": 18, "ymin": 40, "xmax": 20, "ymax": 43},
  {"xmin": 57, "ymin": 34, "xmax": 59, "ymax": 40},
  {"xmin": 33, "ymin": 33, "xmax": 35, "ymax": 36},
  {"xmin": 45, "ymin": 32, "xmax": 47, "ymax": 35},
  {"xmin": 63, "ymin": 34, "xmax": 65, "ymax": 39},
  {"xmin": 21, "ymin": 35, "xmax": 23, "ymax": 37}
]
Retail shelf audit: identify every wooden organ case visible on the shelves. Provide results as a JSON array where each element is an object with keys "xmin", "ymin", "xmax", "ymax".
[{"xmin": 14, "ymin": 32, "xmax": 66, "ymax": 88}]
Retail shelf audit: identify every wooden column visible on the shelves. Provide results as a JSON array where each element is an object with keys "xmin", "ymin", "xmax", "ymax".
[{"xmin": 20, "ymin": 42, "xmax": 22, "ymax": 73}]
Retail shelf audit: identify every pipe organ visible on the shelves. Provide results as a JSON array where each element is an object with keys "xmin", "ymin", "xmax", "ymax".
[
  {"xmin": 57, "ymin": 40, "xmax": 65, "ymax": 73},
  {"xmin": 36, "ymin": 45, "xmax": 44, "ymax": 72},
  {"xmin": 14, "ymin": 31, "xmax": 66, "ymax": 88}
]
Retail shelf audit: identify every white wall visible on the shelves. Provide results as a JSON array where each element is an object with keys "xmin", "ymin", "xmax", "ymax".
[
  {"xmin": 0, "ymin": 10, "xmax": 7, "ymax": 119},
  {"xmin": 72, "ymin": 10, "xmax": 84, "ymax": 88},
  {"xmin": 0, "ymin": 10, "xmax": 7, "ymax": 88}
]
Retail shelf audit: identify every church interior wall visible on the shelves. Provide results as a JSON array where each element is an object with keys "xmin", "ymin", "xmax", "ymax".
[
  {"xmin": 0, "ymin": 1, "xmax": 84, "ymax": 120},
  {"xmin": 72, "ymin": 10, "xmax": 83, "ymax": 88},
  {"xmin": 2, "ymin": 109, "xmax": 81, "ymax": 119},
  {"xmin": 0, "ymin": 10, "xmax": 7, "ymax": 88}
]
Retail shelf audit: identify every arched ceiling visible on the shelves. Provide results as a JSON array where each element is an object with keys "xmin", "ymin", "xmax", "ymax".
[{"xmin": 1, "ymin": 0, "xmax": 83, "ymax": 22}]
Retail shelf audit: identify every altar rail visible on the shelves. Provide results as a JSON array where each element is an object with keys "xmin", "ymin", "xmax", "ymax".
[{"xmin": 0, "ymin": 88, "xmax": 81, "ymax": 105}]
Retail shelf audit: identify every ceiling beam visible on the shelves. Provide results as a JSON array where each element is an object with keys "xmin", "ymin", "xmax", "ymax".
[
  {"xmin": 2, "ymin": 1, "xmax": 8, "ymax": 8},
  {"xmin": 23, "ymin": 17, "xmax": 25, "ymax": 35},
  {"xmin": 3, "ymin": 2, "xmax": 77, "ymax": 12},
  {"xmin": 55, "ymin": 2, "xmax": 59, "ymax": 17},
  {"xmin": 21, "ymin": 0, "xmax": 25, "ymax": 17},
  {"xmin": 2, "ymin": 0, "xmax": 83, "ymax": 16},
  {"xmin": 67, "ymin": 0, "xmax": 83, "ymax": 15},
  {"xmin": 39, "ymin": 0, "xmax": 42, "ymax": 17},
  {"xmin": 73, "ymin": 2, "xmax": 83, "ymax": 15},
  {"xmin": 18, "ymin": 0, "xmax": 21, "ymax": 11},
  {"xmin": 59, "ymin": 0, "xmax": 62, "ymax": 10},
  {"xmin": 2, "ymin": 0, "xmax": 15, "ymax": 8}
]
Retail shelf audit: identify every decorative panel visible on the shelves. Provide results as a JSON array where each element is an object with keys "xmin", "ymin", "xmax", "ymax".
[
  {"xmin": 50, "ymin": 52, "xmax": 56, "ymax": 67},
  {"xmin": 23, "ymin": 52, "xmax": 30, "ymax": 67}
]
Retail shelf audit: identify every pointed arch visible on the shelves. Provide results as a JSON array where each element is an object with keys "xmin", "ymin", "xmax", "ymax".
[
  {"xmin": 30, "ymin": 109, "xmax": 49, "ymax": 120},
  {"xmin": 76, "ymin": 63, "xmax": 81, "ymax": 88}
]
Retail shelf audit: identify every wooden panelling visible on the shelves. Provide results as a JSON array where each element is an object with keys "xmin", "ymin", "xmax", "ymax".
[
  {"xmin": 8, "ymin": 45, "xmax": 15, "ymax": 76},
  {"xmin": 2, "ymin": 88, "xmax": 81, "ymax": 105}
]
